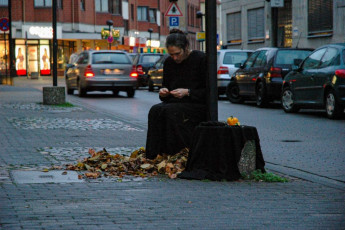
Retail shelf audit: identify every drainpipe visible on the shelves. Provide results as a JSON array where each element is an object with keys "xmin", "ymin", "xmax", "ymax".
[
  {"xmin": 72, "ymin": 0, "xmax": 74, "ymax": 31},
  {"xmin": 23, "ymin": 0, "xmax": 25, "ymax": 23}
]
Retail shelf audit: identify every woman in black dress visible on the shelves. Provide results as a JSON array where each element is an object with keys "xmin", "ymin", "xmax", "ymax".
[{"xmin": 145, "ymin": 29, "xmax": 207, "ymax": 159}]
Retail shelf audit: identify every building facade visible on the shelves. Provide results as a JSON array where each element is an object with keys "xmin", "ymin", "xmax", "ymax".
[
  {"xmin": 0, "ymin": 0, "xmax": 202, "ymax": 78},
  {"xmin": 221, "ymin": 0, "xmax": 345, "ymax": 50}
]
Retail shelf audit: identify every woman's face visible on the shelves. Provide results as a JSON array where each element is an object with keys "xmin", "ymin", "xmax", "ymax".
[{"xmin": 167, "ymin": 46, "xmax": 188, "ymax": 64}]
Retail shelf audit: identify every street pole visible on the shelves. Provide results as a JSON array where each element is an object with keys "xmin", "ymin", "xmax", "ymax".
[
  {"xmin": 148, "ymin": 28, "xmax": 153, "ymax": 53},
  {"xmin": 106, "ymin": 20, "xmax": 113, "ymax": 50},
  {"xmin": 108, "ymin": 25, "xmax": 111, "ymax": 50},
  {"xmin": 9, "ymin": 0, "xmax": 16, "ymax": 83},
  {"xmin": 52, "ymin": 0, "xmax": 57, "ymax": 86},
  {"xmin": 205, "ymin": 0, "xmax": 218, "ymax": 121}
]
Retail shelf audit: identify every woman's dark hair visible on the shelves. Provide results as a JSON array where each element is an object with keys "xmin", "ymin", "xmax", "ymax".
[{"xmin": 165, "ymin": 29, "xmax": 189, "ymax": 51}]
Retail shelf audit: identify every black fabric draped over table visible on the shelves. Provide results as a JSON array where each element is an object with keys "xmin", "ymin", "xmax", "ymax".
[{"xmin": 178, "ymin": 121, "xmax": 266, "ymax": 181}]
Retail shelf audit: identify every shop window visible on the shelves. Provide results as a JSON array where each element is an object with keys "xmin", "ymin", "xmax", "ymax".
[
  {"xmin": 95, "ymin": 0, "xmax": 108, "ymax": 12},
  {"xmin": 226, "ymin": 12, "xmax": 241, "ymax": 44},
  {"xmin": 247, "ymin": 8, "xmax": 264, "ymax": 43},
  {"xmin": 109, "ymin": 0, "xmax": 121, "ymax": 14},
  {"xmin": 137, "ymin": 6, "xmax": 148, "ymax": 21},
  {"xmin": 149, "ymin": 9, "xmax": 156, "ymax": 23},
  {"xmin": 0, "ymin": 0, "xmax": 8, "ymax": 6},
  {"xmin": 308, "ymin": 0, "xmax": 333, "ymax": 37},
  {"xmin": 15, "ymin": 46, "xmax": 27, "ymax": 76},
  {"xmin": 34, "ymin": 0, "xmax": 52, "ymax": 7}
]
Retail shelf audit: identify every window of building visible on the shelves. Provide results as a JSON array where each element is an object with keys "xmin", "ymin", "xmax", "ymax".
[
  {"xmin": 308, "ymin": 0, "xmax": 333, "ymax": 37},
  {"xmin": 0, "ymin": 0, "xmax": 8, "ymax": 6},
  {"xmin": 226, "ymin": 12, "xmax": 241, "ymax": 44},
  {"xmin": 247, "ymin": 8, "xmax": 264, "ymax": 43},
  {"xmin": 34, "ymin": 0, "xmax": 52, "ymax": 7},
  {"xmin": 95, "ymin": 0, "xmax": 108, "ymax": 12},
  {"xmin": 149, "ymin": 9, "xmax": 156, "ymax": 23},
  {"xmin": 80, "ymin": 0, "xmax": 85, "ymax": 10},
  {"xmin": 57, "ymin": 0, "xmax": 63, "ymax": 9},
  {"xmin": 137, "ymin": 6, "xmax": 148, "ymax": 21},
  {"xmin": 162, "ymin": 13, "xmax": 164, "ymax": 26},
  {"xmin": 109, "ymin": 0, "xmax": 121, "ymax": 14}
]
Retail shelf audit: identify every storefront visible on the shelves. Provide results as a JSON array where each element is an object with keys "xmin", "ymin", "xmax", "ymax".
[
  {"xmin": 0, "ymin": 33, "xmax": 9, "ymax": 76},
  {"xmin": 15, "ymin": 25, "xmax": 76, "ymax": 77}
]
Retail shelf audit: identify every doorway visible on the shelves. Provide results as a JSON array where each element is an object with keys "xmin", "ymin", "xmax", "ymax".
[{"xmin": 27, "ymin": 45, "xmax": 38, "ymax": 77}]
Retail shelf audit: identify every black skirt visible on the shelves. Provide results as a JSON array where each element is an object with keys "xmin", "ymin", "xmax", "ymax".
[{"xmin": 145, "ymin": 102, "xmax": 207, "ymax": 159}]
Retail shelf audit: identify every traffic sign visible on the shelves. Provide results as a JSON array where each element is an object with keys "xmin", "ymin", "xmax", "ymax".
[
  {"xmin": 196, "ymin": 32, "xmax": 205, "ymax": 41},
  {"xmin": 107, "ymin": 36, "xmax": 114, "ymax": 43},
  {"xmin": 165, "ymin": 2, "xmax": 183, "ymax": 17},
  {"xmin": 169, "ymin": 17, "xmax": 179, "ymax": 27},
  {"xmin": 0, "ymin": 17, "xmax": 9, "ymax": 32}
]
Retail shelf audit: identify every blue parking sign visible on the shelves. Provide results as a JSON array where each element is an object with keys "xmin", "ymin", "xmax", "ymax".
[{"xmin": 169, "ymin": 17, "xmax": 179, "ymax": 27}]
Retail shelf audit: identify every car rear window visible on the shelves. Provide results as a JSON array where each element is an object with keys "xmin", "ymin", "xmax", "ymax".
[
  {"xmin": 223, "ymin": 52, "xmax": 251, "ymax": 64},
  {"xmin": 141, "ymin": 55, "xmax": 162, "ymax": 64},
  {"xmin": 92, "ymin": 53, "xmax": 131, "ymax": 64},
  {"xmin": 275, "ymin": 50, "xmax": 312, "ymax": 65}
]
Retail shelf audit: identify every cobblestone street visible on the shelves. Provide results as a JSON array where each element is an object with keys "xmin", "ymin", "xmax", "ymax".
[{"xmin": 0, "ymin": 80, "xmax": 344, "ymax": 229}]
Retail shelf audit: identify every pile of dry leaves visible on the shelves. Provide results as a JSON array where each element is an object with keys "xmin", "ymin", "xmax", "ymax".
[{"xmin": 66, "ymin": 147, "xmax": 189, "ymax": 179}]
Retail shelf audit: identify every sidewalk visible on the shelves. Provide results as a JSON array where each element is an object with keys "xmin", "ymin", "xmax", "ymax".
[{"xmin": 0, "ymin": 77, "xmax": 344, "ymax": 229}]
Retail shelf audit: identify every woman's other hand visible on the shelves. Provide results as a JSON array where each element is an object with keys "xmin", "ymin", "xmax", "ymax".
[
  {"xmin": 159, "ymin": 88, "xmax": 170, "ymax": 97},
  {"xmin": 170, "ymin": 88, "xmax": 189, "ymax": 99}
]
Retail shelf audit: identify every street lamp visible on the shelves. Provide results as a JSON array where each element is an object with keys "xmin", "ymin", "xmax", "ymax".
[
  {"xmin": 106, "ymin": 20, "xmax": 114, "ymax": 50},
  {"xmin": 196, "ymin": 11, "xmax": 205, "ymax": 51},
  {"xmin": 148, "ymin": 28, "xmax": 153, "ymax": 53}
]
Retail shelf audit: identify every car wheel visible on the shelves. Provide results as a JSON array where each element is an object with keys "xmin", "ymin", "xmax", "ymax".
[
  {"xmin": 148, "ymin": 79, "xmax": 154, "ymax": 92},
  {"xmin": 112, "ymin": 90, "xmax": 119, "ymax": 96},
  {"xmin": 256, "ymin": 81, "xmax": 268, "ymax": 107},
  {"xmin": 281, "ymin": 87, "xmax": 299, "ymax": 113},
  {"xmin": 127, "ymin": 88, "xmax": 135, "ymax": 98},
  {"xmin": 325, "ymin": 90, "xmax": 343, "ymax": 119},
  {"xmin": 226, "ymin": 83, "xmax": 244, "ymax": 104},
  {"xmin": 78, "ymin": 81, "xmax": 86, "ymax": 97},
  {"xmin": 66, "ymin": 84, "xmax": 74, "ymax": 95}
]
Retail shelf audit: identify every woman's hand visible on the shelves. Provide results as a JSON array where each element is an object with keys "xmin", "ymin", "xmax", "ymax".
[
  {"xmin": 159, "ymin": 88, "xmax": 170, "ymax": 97},
  {"xmin": 170, "ymin": 88, "xmax": 189, "ymax": 99}
]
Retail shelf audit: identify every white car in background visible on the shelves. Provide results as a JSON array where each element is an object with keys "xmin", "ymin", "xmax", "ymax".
[{"xmin": 217, "ymin": 49, "xmax": 253, "ymax": 96}]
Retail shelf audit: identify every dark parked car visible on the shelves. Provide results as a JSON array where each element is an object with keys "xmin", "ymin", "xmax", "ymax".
[
  {"xmin": 147, "ymin": 54, "xmax": 169, "ymax": 91},
  {"xmin": 226, "ymin": 47, "xmax": 313, "ymax": 107},
  {"xmin": 65, "ymin": 50, "xmax": 137, "ymax": 97},
  {"xmin": 131, "ymin": 53, "xmax": 164, "ymax": 88},
  {"xmin": 282, "ymin": 43, "xmax": 345, "ymax": 119}
]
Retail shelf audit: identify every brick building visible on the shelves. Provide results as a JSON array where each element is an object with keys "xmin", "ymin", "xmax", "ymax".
[{"xmin": 0, "ymin": 0, "xmax": 201, "ymax": 78}]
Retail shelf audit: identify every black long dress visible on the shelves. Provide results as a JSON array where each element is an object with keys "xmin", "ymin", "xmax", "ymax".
[{"xmin": 145, "ymin": 50, "xmax": 208, "ymax": 159}]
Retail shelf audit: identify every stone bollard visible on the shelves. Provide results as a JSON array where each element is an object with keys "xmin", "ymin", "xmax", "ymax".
[
  {"xmin": 43, "ymin": 86, "xmax": 66, "ymax": 105},
  {"xmin": 237, "ymin": 140, "xmax": 257, "ymax": 175}
]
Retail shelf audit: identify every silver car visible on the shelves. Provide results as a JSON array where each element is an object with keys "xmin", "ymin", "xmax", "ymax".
[
  {"xmin": 217, "ymin": 49, "xmax": 253, "ymax": 95},
  {"xmin": 66, "ymin": 50, "xmax": 137, "ymax": 97}
]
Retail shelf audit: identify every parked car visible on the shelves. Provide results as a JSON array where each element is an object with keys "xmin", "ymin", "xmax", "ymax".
[
  {"xmin": 147, "ymin": 54, "xmax": 169, "ymax": 91},
  {"xmin": 282, "ymin": 43, "xmax": 345, "ymax": 119},
  {"xmin": 131, "ymin": 53, "xmax": 164, "ymax": 88},
  {"xmin": 226, "ymin": 47, "xmax": 313, "ymax": 107},
  {"xmin": 65, "ymin": 50, "xmax": 137, "ymax": 97},
  {"xmin": 217, "ymin": 49, "xmax": 253, "ymax": 95}
]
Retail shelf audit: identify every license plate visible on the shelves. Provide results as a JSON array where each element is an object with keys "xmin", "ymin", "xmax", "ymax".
[{"xmin": 103, "ymin": 69, "xmax": 124, "ymax": 75}]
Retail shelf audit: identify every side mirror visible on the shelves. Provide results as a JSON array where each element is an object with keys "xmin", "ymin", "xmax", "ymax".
[{"xmin": 234, "ymin": 63, "xmax": 241, "ymax": 68}]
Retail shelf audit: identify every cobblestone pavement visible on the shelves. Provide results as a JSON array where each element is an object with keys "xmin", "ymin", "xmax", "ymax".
[{"xmin": 0, "ymin": 79, "xmax": 344, "ymax": 229}]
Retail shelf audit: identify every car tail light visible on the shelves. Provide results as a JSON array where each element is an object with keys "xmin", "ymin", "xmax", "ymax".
[
  {"xmin": 335, "ymin": 69, "xmax": 345, "ymax": 78},
  {"xmin": 130, "ymin": 72, "xmax": 138, "ymax": 78},
  {"xmin": 84, "ymin": 65, "xmax": 95, "ymax": 78},
  {"xmin": 217, "ymin": 66, "xmax": 229, "ymax": 74},
  {"xmin": 136, "ymin": 65, "xmax": 144, "ymax": 75},
  {"xmin": 268, "ymin": 67, "xmax": 282, "ymax": 78}
]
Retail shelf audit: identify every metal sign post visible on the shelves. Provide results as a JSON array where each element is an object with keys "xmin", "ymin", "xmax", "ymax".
[{"xmin": 0, "ymin": 17, "xmax": 10, "ymax": 80}]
